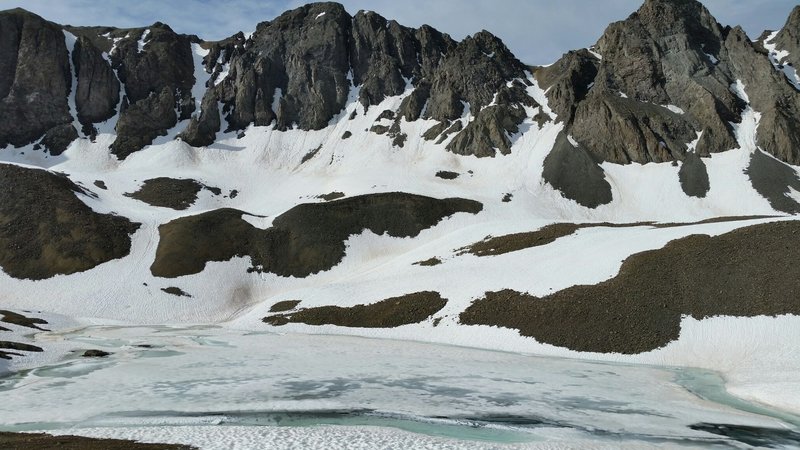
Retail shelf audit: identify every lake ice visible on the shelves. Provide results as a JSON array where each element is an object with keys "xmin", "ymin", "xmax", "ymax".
[{"xmin": 1, "ymin": 325, "xmax": 798, "ymax": 449}]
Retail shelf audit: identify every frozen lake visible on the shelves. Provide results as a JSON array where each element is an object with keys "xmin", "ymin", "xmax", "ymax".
[{"xmin": 1, "ymin": 325, "xmax": 799, "ymax": 449}]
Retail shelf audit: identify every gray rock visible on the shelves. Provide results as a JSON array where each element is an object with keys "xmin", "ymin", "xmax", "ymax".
[
  {"xmin": 179, "ymin": 93, "xmax": 220, "ymax": 147},
  {"xmin": 110, "ymin": 87, "xmax": 177, "ymax": 159},
  {"xmin": 350, "ymin": 11, "xmax": 418, "ymax": 108},
  {"xmin": 571, "ymin": 91, "xmax": 697, "ymax": 164},
  {"xmin": 72, "ymin": 36, "xmax": 120, "ymax": 135},
  {"xmin": 40, "ymin": 123, "xmax": 78, "ymax": 155},
  {"xmin": 773, "ymin": 6, "xmax": 800, "ymax": 69},
  {"xmin": 678, "ymin": 151, "xmax": 710, "ymax": 198},
  {"xmin": 726, "ymin": 27, "xmax": 800, "ymax": 165},
  {"xmin": 0, "ymin": 9, "xmax": 72, "ymax": 149},
  {"xmin": 745, "ymin": 149, "xmax": 800, "ymax": 214},
  {"xmin": 446, "ymin": 81, "xmax": 536, "ymax": 157},
  {"xmin": 542, "ymin": 133, "xmax": 613, "ymax": 208},
  {"xmin": 446, "ymin": 104, "xmax": 526, "ymax": 157},
  {"xmin": 425, "ymin": 31, "xmax": 526, "ymax": 122},
  {"xmin": 220, "ymin": 3, "xmax": 352, "ymax": 132},
  {"xmin": 107, "ymin": 23, "xmax": 196, "ymax": 157},
  {"xmin": 536, "ymin": 49, "xmax": 598, "ymax": 122}
]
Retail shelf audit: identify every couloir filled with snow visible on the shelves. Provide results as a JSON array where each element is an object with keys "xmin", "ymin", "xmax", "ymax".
[{"xmin": 2, "ymin": 47, "xmax": 800, "ymax": 447}]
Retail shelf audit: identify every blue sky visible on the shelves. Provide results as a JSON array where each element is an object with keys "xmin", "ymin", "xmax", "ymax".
[{"xmin": 5, "ymin": 0, "xmax": 797, "ymax": 65}]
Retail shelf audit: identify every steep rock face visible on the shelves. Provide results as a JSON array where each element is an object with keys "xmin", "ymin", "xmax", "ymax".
[
  {"xmin": 542, "ymin": 0, "xmax": 800, "ymax": 166},
  {"xmin": 536, "ymin": 49, "xmax": 598, "ymax": 122},
  {"xmin": 541, "ymin": 133, "xmax": 613, "ymax": 208},
  {"xmin": 424, "ymin": 31, "xmax": 527, "ymax": 122},
  {"xmin": 112, "ymin": 87, "xmax": 177, "ymax": 159},
  {"xmin": 1, "ymin": 0, "xmax": 800, "ymax": 175},
  {"xmin": 203, "ymin": 3, "xmax": 353, "ymax": 133},
  {"xmin": 107, "ymin": 24, "xmax": 196, "ymax": 158},
  {"xmin": 727, "ymin": 27, "xmax": 800, "ymax": 165},
  {"xmin": 188, "ymin": 3, "xmax": 529, "ymax": 158},
  {"xmin": 0, "ymin": 9, "xmax": 73, "ymax": 153},
  {"xmin": 72, "ymin": 36, "xmax": 120, "ymax": 135},
  {"xmin": 773, "ymin": 6, "xmax": 800, "ymax": 68}
]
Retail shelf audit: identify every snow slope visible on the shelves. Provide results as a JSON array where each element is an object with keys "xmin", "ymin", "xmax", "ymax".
[{"xmin": 1, "ymin": 64, "xmax": 799, "ymax": 420}]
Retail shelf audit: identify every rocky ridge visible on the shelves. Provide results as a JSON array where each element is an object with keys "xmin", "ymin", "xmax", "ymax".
[{"xmin": 0, "ymin": 1, "xmax": 799, "ymax": 208}]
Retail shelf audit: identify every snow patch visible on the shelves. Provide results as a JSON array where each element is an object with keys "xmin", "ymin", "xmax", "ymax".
[
  {"xmin": 137, "ymin": 29, "xmax": 150, "ymax": 53},
  {"xmin": 662, "ymin": 104, "xmax": 685, "ymax": 115},
  {"xmin": 190, "ymin": 43, "xmax": 212, "ymax": 112},
  {"xmin": 567, "ymin": 135, "xmax": 579, "ymax": 147},
  {"xmin": 315, "ymin": 12, "xmax": 326, "ymax": 19},
  {"xmin": 762, "ymin": 31, "xmax": 800, "ymax": 91},
  {"xmin": 271, "ymin": 88, "xmax": 283, "ymax": 116},
  {"xmin": 729, "ymin": 81, "xmax": 761, "ymax": 154},
  {"xmin": 686, "ymin": 131, "xmax": 703, "ymax": 153},
  {"xmin": 587, "ymin": 47, "xmax": 603, "ymax": 60},
  {"xmin": 729, "ymin": 79, "xmax": 750, "ymax": 103},
  {"xmin": 63, "ymin": 31, "xmax": 81, "ymax": 135}
]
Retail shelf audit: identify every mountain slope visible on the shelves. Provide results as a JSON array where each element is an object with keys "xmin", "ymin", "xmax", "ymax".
[{"xmin": 1, "ymin": 1, "xmax": 800, "ymax": 411}]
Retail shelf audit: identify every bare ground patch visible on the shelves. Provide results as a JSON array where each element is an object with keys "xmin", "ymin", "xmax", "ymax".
[
  {"xmin": 0, "ymin": 432, "xmax": 195, "ymax": 450},
  {"xmin": 458, "ymin": 216, "xmax": 777, "ymax": 257},
  {"xmin": 460, "ymin": 220, "xmax": 800, "ymax": 354},
  {"xmin": 125, "ymin": 177, "xmax": 221, "ymax": 210},
  {"xmin": 0, "ymin": 341, "xmax": 43, "ymax": 360},
  {"xmin": 151, "ymin": 193, "xmax": 482, "ymax": 278},
  {"xmin": 0, "ymin": 310, "xmax": 48, "ymax": 330},
  {"xmin": 269, "ymin": 300, "xmax": 302, "ymax": 312},
  {"xmin": 0, "ymin": 164, "xmax": 140, "ymax": 280},
  {"xmin": 264, "ymin": 291, "xmax": 447, "ymax": 328}
]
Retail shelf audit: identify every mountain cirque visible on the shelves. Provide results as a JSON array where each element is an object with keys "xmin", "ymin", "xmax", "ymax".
[{"xmin": 0, "ymin": 0, "xmax": 799, "ymax": 363}]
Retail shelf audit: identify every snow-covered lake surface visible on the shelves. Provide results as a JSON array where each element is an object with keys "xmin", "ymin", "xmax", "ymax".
[{"xmin": 2, "ymin": 326, "xmax": 799, "ymax": 449}]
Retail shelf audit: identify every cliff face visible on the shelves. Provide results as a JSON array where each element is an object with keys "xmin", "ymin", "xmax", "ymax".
[
  {"xmin": 0, "ymin": 1, "xmax": 798, "ymax": 205},
  {"xmin": 540, "ymin": 0, "xmax": 800, "ymax": 167}
]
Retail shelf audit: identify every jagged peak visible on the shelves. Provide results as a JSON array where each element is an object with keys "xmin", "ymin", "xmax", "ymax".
[
  {"xmin": 623, "ymin": 0, "xmax": 723, "ymax": 37},
  {"xmin": 786, "ymin": 5, "xmax": 800, "ymax": 26},
  {"xmin": 0, "ymin": 7, "xmax": 41, "ymax": 17},
  {"xmin": 0, "ymin": 7, "xmax": 56, "ymax": 26}
]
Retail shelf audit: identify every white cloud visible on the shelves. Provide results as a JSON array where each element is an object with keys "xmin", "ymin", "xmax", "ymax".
[{"xmin": 4, "ymin": 0, "xmax": 797, "ymax": 65}]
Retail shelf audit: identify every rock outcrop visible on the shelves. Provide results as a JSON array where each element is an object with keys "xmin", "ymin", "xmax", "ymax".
[
  {"xmin": 0, "ymin": 9, "xmax": 73, "ymax": 153},
  {"xmin": 151, "ymin": 193, "xmax": 482, "ymax": 278},
  {"xmin": 0, "ymin": 163, "xmax": 140, "ymax": 280},
  {"xmin": 772, "ymin": 6, "xmax": 800, "ymax": 69},
  {"xmin": 535, "ymin": 0, "xmax": 800, "ymax": 205}
]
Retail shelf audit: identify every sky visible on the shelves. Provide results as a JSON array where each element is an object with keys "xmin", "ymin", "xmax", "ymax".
[{"xmin": 4, "ymin": 0, "xmax": 798, "ymax": 65}]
